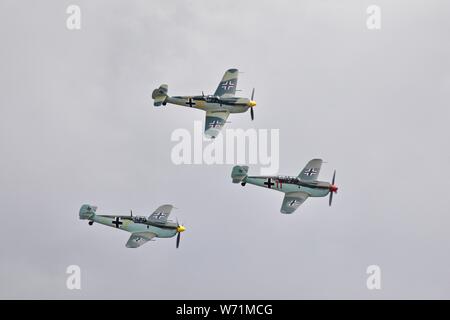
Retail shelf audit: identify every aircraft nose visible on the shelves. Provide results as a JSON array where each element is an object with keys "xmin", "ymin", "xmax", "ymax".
[
  {"xmin": 177, "ymin": 225, "xmax": 186, "ymax": 233},
  {"xmin": 247, "ymin": 100, "xmax": 256, "ymax": 107},
  {"xmin": 329, "ymin": 185, "xmax": 338, "ymax": 193}
]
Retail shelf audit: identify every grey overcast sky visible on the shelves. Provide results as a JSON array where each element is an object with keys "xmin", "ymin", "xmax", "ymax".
[{"xmin": 1, "ymin": 0, "xmax": 449, "ymax": 299}]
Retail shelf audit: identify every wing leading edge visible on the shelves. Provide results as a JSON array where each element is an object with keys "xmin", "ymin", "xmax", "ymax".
[
  {"xmin": 214, "ymin": 69, "xmax": 239, "ymax": 98},
  {"xmin": 148, "ymin": 204, "xmax": 174, "ymax": 224},
  {"xmin": 280, "ymin": 192, "xmax": 309, "ymax": 214},
  {"xmin": 126, "ymin": 232, "xmax": 157, "ymax": 248},
  {"xmin": 298, "ymin": 159, "xmax": 323, "ymax": 182},
  {"xmin": 205, "ymin": 110, "xmax": 230, "ymax": 139}
]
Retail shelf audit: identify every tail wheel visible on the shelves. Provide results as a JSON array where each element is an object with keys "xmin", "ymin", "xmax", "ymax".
[{"xmin": 241, "ymin": 182, "xmax": 246, "ymax": 186}]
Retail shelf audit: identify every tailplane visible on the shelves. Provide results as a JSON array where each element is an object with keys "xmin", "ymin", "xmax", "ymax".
[
  {"xmin": 79, "ymin": 204, "xmax": 97, "ymax": 220},
  {"xmin": 152, "ymin": 84, "xmax": 168, "ymax": 106},
  {"xmin": 231, "ymin": 165, "xmax": 249, "ymax": 183}
]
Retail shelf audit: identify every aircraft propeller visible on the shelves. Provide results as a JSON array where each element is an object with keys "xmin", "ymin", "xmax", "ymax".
[
  {"xmin": 175, "ymin": 219, "xmax": 186, "ymax": 249},
  {"xmin": 249, "ymin": 88, "xmax": 256, "ymax": 121},
  {"xmin": 329, "ymin": 170, "xmax": 338, "ymax": 206}
]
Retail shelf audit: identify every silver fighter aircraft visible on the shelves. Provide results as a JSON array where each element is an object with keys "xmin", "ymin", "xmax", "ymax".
[
  {"xmin": 231, "ymin": 159, "xmax": 338, "ymax": 214},
  {"xmin": 152, "ymin": 68, "xmax": 256, "ymax": 138},
  {"xmin": 79, "ymin": 204, "xmax": 186, "ymax": 248}
]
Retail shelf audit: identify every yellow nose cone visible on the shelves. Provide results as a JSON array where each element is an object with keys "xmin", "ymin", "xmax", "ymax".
[
  {"xmin": 248, "ymin": 100, "xmax": 256, "ymax": 107},
  {"xmin": 177, "ymin": 225, "xmax": 186, "ymax": 233}
]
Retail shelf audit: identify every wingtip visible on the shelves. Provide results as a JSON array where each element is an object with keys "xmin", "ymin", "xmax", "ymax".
[{"xmin": 204, "ymin": 129, "xmax": 221, "ymax": 140}]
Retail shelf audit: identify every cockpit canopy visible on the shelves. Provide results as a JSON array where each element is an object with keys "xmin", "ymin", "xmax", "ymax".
[
  {"xmin": 205, "ymin": 95, "xmax": 220, "ymax": 103},
  {"xmin": 132, "ymin": 216, "xmax": 147, "ymax": 223},
  {"xmin": 277, "ymin": 176, "xmax": 299, "ymax": 184}
]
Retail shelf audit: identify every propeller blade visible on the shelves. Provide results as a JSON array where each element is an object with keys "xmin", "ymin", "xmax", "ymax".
[
  {"xmin": 250, "ymin": 106, "xmax": 254, "ymax": 121},
  {"xmin": 130, "ymin": 209, "xmax": 133, "ymax": 217},
  {"xmin": 329, "ymin": 170, "xmax": 337, "ymax": 207},
  {"xmin": 176, "ymin": 232, "xmax": 181, "ymax": 249},
  {"xmin": 251, "ymin": 88, "xmax": 255, "ymax": 100}
]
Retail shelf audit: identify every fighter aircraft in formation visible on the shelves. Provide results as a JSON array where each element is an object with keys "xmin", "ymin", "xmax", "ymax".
[
  {"xmin": 80, "ymin": 71, "xmax": 340, "ymax": 248},
  {"xmin": 79, "ymin": 204, "xmax": 185, "ymax": 248},
  {"xmin": 152, "ymin": 68, "xmax": 256, "ymax": 139},
  {"xmin": 231, "ymin": 159, "xmax": 338, "ymax": 214}
]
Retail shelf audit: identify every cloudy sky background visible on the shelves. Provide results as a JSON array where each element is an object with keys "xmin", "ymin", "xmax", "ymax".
[{"xmin": 1, "ymin": 0, "xmax": 449, "ymax": 299}]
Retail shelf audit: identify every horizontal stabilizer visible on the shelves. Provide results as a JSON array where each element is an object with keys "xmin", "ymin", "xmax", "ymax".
[
  {"xmin": 231, "ymin": 165, "xmax": 249, "ymax": 183},
  {"xmin": 79, "ymin": 204, "xmax": 97, "ymax": 220},
  {"xmin": 152, "ymin": 84, "xmax": 168, "ymax": 107}
]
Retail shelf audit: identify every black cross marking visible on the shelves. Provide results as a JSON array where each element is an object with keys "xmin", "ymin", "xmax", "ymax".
[
  {"xmin": 264, "ymin": 178, "xmax": 275, "ymax": 188},
  {"xmin": 185, "ymin": 98, "xmax": 196, "ymax": 108},
  {"xmin": 112, "ymin": 217, "xmax": 122, "ymax": 228},
  {"xmin": 209, "ymin": 120, "xmax": 222, "ymax": 128},
  {"xmin": 304, "ymin": 168, "xmax": 318, "ymax": 176},
  {"xmin": 154, "ymin": 212, "xmax": 166, "ymax": 220},
  {"xmin": 221, "ymin": 81, "xmax": 235, "ymax": 90}
]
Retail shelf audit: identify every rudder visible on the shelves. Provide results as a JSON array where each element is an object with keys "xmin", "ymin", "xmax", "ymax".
[
  {"xmin": 152, "ymin": 84, "xmax": 168, "ymax": 107},
  {"xmin": 231, "ymin": 165, "xmax": 249, "ymax": 183},
  {"xmin": 79, "ymin": 204, "xmax": 97, "ymax": 220}
]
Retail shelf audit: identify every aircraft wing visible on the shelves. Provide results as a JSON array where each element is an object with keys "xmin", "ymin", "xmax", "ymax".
[
  {"xmin": 205, "ymin": 110, "xmax": 230, "ymax": 139},
  {"xmin": 126, "ymin": 232, "xmax": 157, "ymax": 248},
  {"xmin": 298, "ymin": 158, "xmax": 323, "ymax": 182},
  {"xmin": 214, "ymin": 68, "xmax": 239, "ymax": 98},
  {"xmin": 280, "ymin": 192, "xmax": 309, "ymax": 214},
  {"xmin": 148, "ymin": 204, "xmax": 174, "ymax": 224}
]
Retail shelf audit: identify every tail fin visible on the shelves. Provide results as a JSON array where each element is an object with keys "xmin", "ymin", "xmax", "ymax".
[
  {"xmin": 152, "ymin": 84, "xmax": 168, "ymax": 107},
  {"xmin": 79, "ymin": 204, "xmax": 97, "ymax": 220},
  {"xmin": 231, "ymin": 165, "xmax": 249, "ymax": 183}
]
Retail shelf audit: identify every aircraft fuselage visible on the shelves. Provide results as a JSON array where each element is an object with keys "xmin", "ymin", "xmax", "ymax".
[
  {"xmin": 244, "ymin": 176, "xmax": 331, "ymax": 197},
  {"xmin": 167, "ymin": 96, "xmax": 251, "ymax": 114},
  {"xmin": 89, "ymin": 215, "xmax": 177, "ymax": 238}
]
